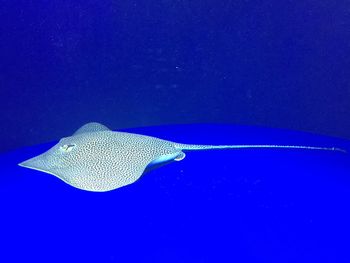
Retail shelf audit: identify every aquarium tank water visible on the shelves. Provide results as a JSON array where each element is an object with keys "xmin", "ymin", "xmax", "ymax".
[{"xmin": 1, "ymin": 0, "xmax": 350, "ymax": 262}]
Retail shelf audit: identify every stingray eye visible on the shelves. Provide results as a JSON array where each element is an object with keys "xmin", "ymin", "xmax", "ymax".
[{"xmin": 60, "ymin": 144, "xmax": 76, "ymax": 153}]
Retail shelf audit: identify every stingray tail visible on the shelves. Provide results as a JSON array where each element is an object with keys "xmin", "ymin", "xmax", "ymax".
[{"xmin": 174, "ymin": 143, "xmax": 347, "ymax": 153}]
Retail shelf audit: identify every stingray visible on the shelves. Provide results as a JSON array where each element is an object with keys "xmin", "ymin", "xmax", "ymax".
[{"xmin": 18, "ymin": 122, "xmax": 346, "ymax": 192}]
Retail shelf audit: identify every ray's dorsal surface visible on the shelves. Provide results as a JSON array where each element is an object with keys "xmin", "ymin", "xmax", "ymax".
[{"xmin": 18, "ymin": 122, "xmax": 346, "ymax": 192}]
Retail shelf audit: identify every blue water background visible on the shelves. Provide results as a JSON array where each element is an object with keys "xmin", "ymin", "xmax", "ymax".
[{"xmin": 1, "ymin": 1, "xmax": 350, "ymax": 262}]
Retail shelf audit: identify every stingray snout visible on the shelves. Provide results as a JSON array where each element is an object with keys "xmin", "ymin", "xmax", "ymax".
[{"xmin": 18, "ymin": 153, "xmax": 53, "ymax": 173}]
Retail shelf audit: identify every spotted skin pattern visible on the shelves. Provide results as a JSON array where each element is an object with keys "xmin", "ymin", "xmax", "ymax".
[
  {"xmin": 19, "ymin": 123, "xmax": 345, "ymax": 192},
  {"xmin": 20, "ymin": 124, "xmax": 182, "ymax": 192}
]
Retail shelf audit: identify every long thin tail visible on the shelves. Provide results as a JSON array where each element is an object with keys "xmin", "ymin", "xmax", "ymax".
[{"xmin": 174, "ymin": 143, "xmax": 347, "ymax": 153}]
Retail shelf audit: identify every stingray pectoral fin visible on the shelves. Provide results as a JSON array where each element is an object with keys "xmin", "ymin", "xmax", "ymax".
[
  {"xmin": 38, "ymin": 163, "xmax": 147, "ymax": 192},
  {"xmin": 18, "ymin": 155, "xmax": 75, "ymax": 188},
  {"xmin": 18, "ymin": 154, "xmax": 146, "ymax": 192}
]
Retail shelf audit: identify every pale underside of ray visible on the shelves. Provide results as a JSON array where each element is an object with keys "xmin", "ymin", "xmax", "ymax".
[{"xmin": 18, "ymin": 122, "xmax": 346, "ymax": 192}]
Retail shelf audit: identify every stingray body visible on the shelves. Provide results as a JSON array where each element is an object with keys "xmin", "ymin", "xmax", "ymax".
[{"xmin": 19, "ymin": 122, "xmax": 345, "ymax": 192}]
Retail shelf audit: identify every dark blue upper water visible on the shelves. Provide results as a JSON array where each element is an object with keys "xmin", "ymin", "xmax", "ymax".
[{"xmin": 1, "ymin": 0, "xmax": 350, "ymax": 152}]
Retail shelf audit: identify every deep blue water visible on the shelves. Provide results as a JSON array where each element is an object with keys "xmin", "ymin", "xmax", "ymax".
[
  {"xmin": 1, "ymin": 1, "xmax": 350, "ymax": 261},
  {"xmin": 1, "ymin": 124, "xmax": 350, "ymax": 262},
  {"xmin": 1, "ymin": 0, "xmax": 350, "ymax": 152}
]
